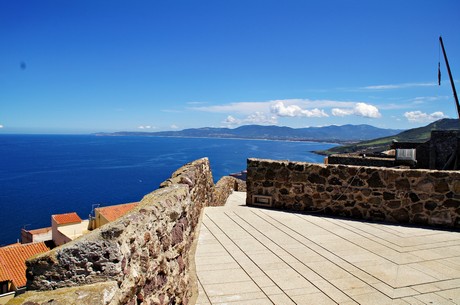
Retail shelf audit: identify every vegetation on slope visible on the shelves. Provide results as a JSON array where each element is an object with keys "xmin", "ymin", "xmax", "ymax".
[{"xmin": 317, "ymin": 118, "xmax": 460, "ymax": 155}]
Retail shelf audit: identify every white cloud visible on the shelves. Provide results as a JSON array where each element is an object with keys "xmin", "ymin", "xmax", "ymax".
[
  {"xmin": 404, "ymin": 111, "xmax": 445, "ymax": 123},
  {"xmin": 245, "ymin": 112, "xmax": 278, "ymax": 124},
  {"xmin": 0, "ymin": 124, "xmax": 3, "ymax": 128},
  {"xmin": 354, "ymin": 102, "xmax": 382, "ymax": 118},
  {"xmin": 270, "ymin": 101, "xmax": 328, "ymax": 118},
  {"xmin": 170, "ymin": 124, "xmax": 179, "ymax": 129},
  {"xmin": 138, "ymin": 125, "xmax": 154, "ymax": 129},
  {"xmin": 191, "ymin": 99, "xmax": 356, "ymax": 115},
  {"xmin": 186, "ymin": 101, "xmax": 208, "ymax": 105},
  {"xmin": 377, "ymin": 96, "xmax": 449, "ymax": 110},
  {"xmin": 224, "ymin": 115, "xmax": 240, "ymax": 125},
  {"xmin": 410, "ymin": 96, "xmax": 448, "ymax": 104},
  {"xmin": 362, "ymin": 82, "xmax": 436, "ymax": 90},
  {"xmin": 269, "ymin": 99, "xmax": 355, "ymax": 109},
  {"xmin": 332, "ymin": 102, "xmax": 381, "ymax": 118},
  {"xmin": 192, "ymin": 102, "xmax": 270, "ymax": 115},
  {"xmin": 331, "ymin": 108, "xmax": 353, "ymax": 116},
  {"xmin": 223, "ymin": 113, "xmax": 277, "ymax": 127}
]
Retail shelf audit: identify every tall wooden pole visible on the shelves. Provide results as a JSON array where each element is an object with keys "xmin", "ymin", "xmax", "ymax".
[{"xmin": 439, "ymin": 36, "xmax": 460, "ymax": 119}]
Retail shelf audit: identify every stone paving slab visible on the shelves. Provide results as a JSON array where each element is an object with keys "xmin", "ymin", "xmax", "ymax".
[{"xmin": 195, "ymin": 191, "xmax": 460, "ymax": 304}]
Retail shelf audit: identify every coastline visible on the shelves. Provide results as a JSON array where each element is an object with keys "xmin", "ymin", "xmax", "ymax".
[
  {"xmin": 0, "ymin": 135, "xmax": 335, "ymax": 246},
  {"xmin": 94, "ymin": 133, "xmax": 344, "ymax": 146}
]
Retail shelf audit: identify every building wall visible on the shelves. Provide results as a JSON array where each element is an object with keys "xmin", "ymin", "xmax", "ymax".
[
  {"xmin": 21, "ymin": 228, "xmax": 52, "ymax": 244},
  {"xmin": 23, "ymin": 158, "xmax": 218, "ymax": 305},
  {"xmin": 429, "ymin": 130, "xmax": 460, "ymax": 170},
  {"xmin": 20, "ymin": 230, "xmax": 33, "ymax": 244},
  {"xmin": 247, "ymin": 158, "xmax": 460, "ymax": 228},
  {"xmin": 51, "ymin": 220, "xmax": 73, "ymax": 247},
  {"xmin": 93, "ymin": 212, "xmax": 109, "ymax": 229}
]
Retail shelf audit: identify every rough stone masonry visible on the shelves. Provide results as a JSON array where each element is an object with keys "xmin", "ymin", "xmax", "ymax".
[
  {"xmin": 247, "ymin": 158, "xmax": 460, "ymax": 228},
  {"xmin": 10, "ymin": 158, "xmax": 242, "ymax": 305}
]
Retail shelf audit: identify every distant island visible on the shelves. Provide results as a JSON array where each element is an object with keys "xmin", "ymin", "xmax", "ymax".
[{"xmin": 96, "ymin": 124, "xmax": 403, "ymax": 144}]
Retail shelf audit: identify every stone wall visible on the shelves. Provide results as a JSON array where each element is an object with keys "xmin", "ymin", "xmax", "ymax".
[
  {"xmin": 428, "ymin": 130, "xmax": 460, "ymax": 170},
  {"xmin": 327, "ymin": 154, "xmax": 395, "ymax": 167},
  {"xmin": 212, "ymin": 176, "xmax": 247, "ymax": 207},
  {"xmin": 22, "ymin": 158, "xmax": 216, "ymax": 305},
  {"xmin": 247, "ymin": 158, "xmax": 460, "ymax": 228}
]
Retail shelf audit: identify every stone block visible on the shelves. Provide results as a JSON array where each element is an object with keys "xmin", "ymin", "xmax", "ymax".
[
  {"xmin": 430, "ymin": 211, "xmax": 453, "ymax": 225},
  {"xmin": 434, "ymin": 180, "xmax": 450, "ymax": 193},
  {"xmin": 368, "ymin": 172, "xmax": 384, "ymax": 188},
  {"xmin": 424, "ymin": 201, "xmax": 438, "ymax": 211},
  {"xmin": 308, "ymin": 173, "xmax": 326, "ymax": 185},
  {"xmin": 444, "ymin": 199, "xmax": 460, "ymax": 209},
  {"xmin": 452, "ymin": 180, "xmax": 460, "ymax": 194},
  {"xmin": 383, "ymin": 192, "xmax": 395, "ymax": 200},
  {"xmin": 390, "ymin": 208, "xmax": 410, "ymax": 223},
  {"xmin": 409, "ymin": 192, "xmax": 420, "ymax": 203},
  {"xmin": 386, "ymin": 200, "xmax": 401, "ymax": 209},
  {"xmin": 395, "ymin": 178, "xmax": 410, "ymax": 190}
]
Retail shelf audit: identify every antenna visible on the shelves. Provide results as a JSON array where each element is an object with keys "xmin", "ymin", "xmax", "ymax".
[
  {"xmin": 90, "ymin": 204, "xmax": 100, "ymax": 218},
  {"xmin": 439, "ymin": 36, "xmax": 460, "ymax": 119}
]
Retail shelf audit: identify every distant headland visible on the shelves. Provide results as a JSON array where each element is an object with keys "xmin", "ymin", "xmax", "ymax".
[{"xmin": 95, "ymin": 124, "xmax": 403, "ymax": 144}]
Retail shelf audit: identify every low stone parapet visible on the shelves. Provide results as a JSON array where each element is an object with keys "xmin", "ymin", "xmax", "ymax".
[
  {"xmin": 328, "ymin": 154, "xmax": 395, "ymax": 167},
  {"xmin": 22, "ymin": 158, "xmax": 215, "ymax": 305},
  {"xmin": 212, "ymin": 176, "xmax": 247, "ymax": 207},
  {"xmin": 247, "ymin": 158, "xmax": 460, "ymax": 228}
]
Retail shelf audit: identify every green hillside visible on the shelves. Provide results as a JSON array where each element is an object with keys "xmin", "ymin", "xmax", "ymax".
[{"xmin": 318, "ymin": 118, "xmax": 460, "ymax": 155}]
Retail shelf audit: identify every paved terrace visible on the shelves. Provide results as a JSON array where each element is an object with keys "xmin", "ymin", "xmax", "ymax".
[{"xmin": 195, "ymin": 192, "xmax": 460, "ymax": 305}]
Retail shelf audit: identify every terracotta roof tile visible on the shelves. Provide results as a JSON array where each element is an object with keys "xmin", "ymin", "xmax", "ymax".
[
  {"xmin": 96, "ymin": 202, "xmax": 139, "ymax": 222},
  {"xmin": 0, "ymin": 242, "xmax": 49, "ymax": 288},
  {"xmin": 52, "ymin": 212, "xmax": 82, "ymax": 225}
]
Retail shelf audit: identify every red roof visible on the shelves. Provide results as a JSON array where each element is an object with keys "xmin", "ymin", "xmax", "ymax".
[
  {"xmin": 97, "ymin": 202, "xmax": 139, "ymax": 222},
  {"xmin": 52, "ymin": 212, "xmax": 82, "ymax": 225},
  {"xmin": 0, "ymin": 242, "xmax": 49, "ymax": 288}
]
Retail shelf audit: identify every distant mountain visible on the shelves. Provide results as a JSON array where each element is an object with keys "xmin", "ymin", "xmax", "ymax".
[
  {"xmin": 318, "ymin": 118, "xmax": 460, "ymax": 155},
  {"xmin": 97, "ymin": 124, "xmax": 403, "ymax": 143}
]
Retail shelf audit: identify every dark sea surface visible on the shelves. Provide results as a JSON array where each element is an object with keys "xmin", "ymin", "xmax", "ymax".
[{"xmin": 0, "ymin": 134, "xmax": 337, "ymax": 245}]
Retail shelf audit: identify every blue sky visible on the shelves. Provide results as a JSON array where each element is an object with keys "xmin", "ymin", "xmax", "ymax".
[{"xmin": 1, "ymin": 0, "xmax": 459, "ymax": 134}]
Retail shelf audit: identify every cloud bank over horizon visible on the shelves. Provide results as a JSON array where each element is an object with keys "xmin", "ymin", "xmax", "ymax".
[{"xmin": 193, "ymin": 99, "xmax": 386, "ymax": 127}]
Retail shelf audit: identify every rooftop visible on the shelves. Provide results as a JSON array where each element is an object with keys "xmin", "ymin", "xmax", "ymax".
[
  {"xmin": 25, "ymin": 227, "xmax": 52, "ymax": 235},
  {"xmin": 195, "ymin": 192, "xmax": 460, "ymax": 304},
  {"xmin": 0, "ymin": 242, "xmax": 49, "ymax": 288},
  {"xmin": 96, "ymin": 202, "xmax": 139, "ymax": 222},
  {"xmin": 57, "ymin": 220, "xmax": 90, "ymax": 241},
  {"xmin": 52, "ymin": 212, "xmax": 82, "ymax": 225}
]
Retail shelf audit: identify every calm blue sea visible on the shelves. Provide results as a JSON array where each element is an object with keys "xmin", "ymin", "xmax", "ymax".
[{"xmin": 0, "ymin": 135, "xmax": 337, "ymax": 245}]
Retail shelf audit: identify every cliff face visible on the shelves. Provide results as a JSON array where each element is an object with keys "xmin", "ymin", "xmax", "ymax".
[{"xmin": 14, "ymin": 158, "xmax": 219, "ymax": 305}]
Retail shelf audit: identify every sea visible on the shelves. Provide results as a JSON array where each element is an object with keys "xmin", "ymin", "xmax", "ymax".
[{"xmin": 0, "ymin": 134, "xmax": 337, "ymax": 245}]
